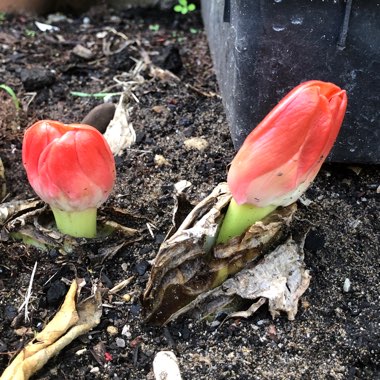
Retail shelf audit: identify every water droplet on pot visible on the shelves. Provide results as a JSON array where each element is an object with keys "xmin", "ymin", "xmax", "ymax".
[
  {"xmin": 273, "ymin": 24, "xmax": 286, "ymax": 32},
  {"xmin": 290, "ymin": 16, "xmax": 304, "ymax": 25}
]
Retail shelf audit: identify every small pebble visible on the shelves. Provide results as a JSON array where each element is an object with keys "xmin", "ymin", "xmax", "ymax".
[
  {"xmin": 183, "ymin": 126, "xmax": 194, "ymax": 137},
  {"xmin": 304, "ymin": 229, "xmax": 325, "ymax": 252},
  {"xmin": 130, "ymin": 336, "xmax": 142, "ymax": 348},
  {"xmin": 72, "ymin": 44, "xmax": 94, "ymax": 60},
  {"xmin": 121, "ymin": 324, "xmax": 132, "ymax": 339},
  {"xmin": 0, "ymin": 339, "xmax": 8, "ymax": 352},
  {"xmin": 110, "ymin": 15, "xmax": 121, "ymax": 23},
  {"xmin": 46, "ymin": 14, "xmax": 68, "ymax": 23},
  {"xmin": 209, "ymin": 320, "xmax": 220, "ymax": 328},
  {"xmin": 122, "ymin": 293, "xmax": 131, "ymax": 302},
  {"xmin": 46, "ymin": 281, "xmax": 67, "ymax": 307},
  {"xmin": 184, "ymin": 137, "xmax": 209, "ymax": 151},
  {"xmin": 343, "ymin": 278, "xmax": 351, "ymax": 293},
  {"xmin": 89, "ymin": 367, "xmax": 99, "ymax": 374},
  {"xmin": 134, "ymin": 260, "xmax": 149, "ymax": 276},
  {"xmin": 155, "ymin": 233, "xmax": 165, "ymax": 244},
  {"xmin": 36, "ymin": 321, "xmax": 43, "ymax": 332},
  {"xmin": 48, "ymin": 248, "xmax": 59, "ymax": 259},
  {"xmin": 256, "ymin": 319, "xmax": 267, "ymax": 326},
  {"xmin": 4, "ymin": 305, "xmax": 17, "ymax": 320},
  {"xmin": 115, "ymin": 337, "xmax": 126, "ymax": 348},
  {"xmin": 179, "ymin": 117, "xmax": 192, "ymax": 127},
  {"xmin": 107, "ymin": 326, "xmax": 118, "ymax": 336},
  {"xmin": 96, "ymin": 31, "xmax": 108, "ymax": 39},
  {"xmin": 152, "ymin": 105, "xmax": 167, "ymax": 114},
  {"xmin": 20, "ymin": 67, "xmax": 55, "ymax": 91},
  {"xmin": 130, "ymin": 304, "xmax": 141, "ymax": 316},
  {"xmin": 154, "ymin": 154, "xmax": 169, "ymax": 166}
]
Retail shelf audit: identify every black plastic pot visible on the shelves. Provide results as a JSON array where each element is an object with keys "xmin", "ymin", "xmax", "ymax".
[{"xmin": 202, "ymin": 0, "xmax": 380, "ymax": 163}]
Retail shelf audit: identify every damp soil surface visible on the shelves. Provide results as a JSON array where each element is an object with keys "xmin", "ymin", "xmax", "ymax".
[{"xmin": 0, "ymin": 5, "xmax": 379, "ymax": 380}]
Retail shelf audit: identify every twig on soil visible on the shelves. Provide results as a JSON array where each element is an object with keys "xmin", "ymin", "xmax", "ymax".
[
  {"xmin": 113, "ymin": 58, "xmax": 146, "ymax": 93},
  {"xmin": 126, "ymin": 148, "xmax": 153, "ymax": 154},
  {"xmin": 18, "ymin": 261, "xmax": 38, "ymax": 323},
  {"xmin": 146, "ymin": 222, "xmax": 158, "ymax": 239},
  {"xmin": 109, "ymin": 276, "xmax": 135, "ymax": 295},
  {"xmin": 102, "ymin": 27, "xmax": 135, "ymax": 56},
  {"xmin": 22, "ymin": 92, "xmax": 37, "ymax": 112},
  {"xmin": 185, "ymin": 83, "xmax": 220, "ymax": 98}
]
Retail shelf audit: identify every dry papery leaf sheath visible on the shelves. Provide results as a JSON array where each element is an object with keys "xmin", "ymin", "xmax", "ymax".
[{"xmin": 142, "ymin": 183, "xmax": 298, "ymax": 325}]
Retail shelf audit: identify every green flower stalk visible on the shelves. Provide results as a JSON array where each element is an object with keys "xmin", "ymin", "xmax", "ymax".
[
  {"xmin": 217, "ymin": 80, "xmax": 348, "ymax": 244},
  {"xmin": 22, "ymin": 120, "xmax": 115, "ymax": 238}
]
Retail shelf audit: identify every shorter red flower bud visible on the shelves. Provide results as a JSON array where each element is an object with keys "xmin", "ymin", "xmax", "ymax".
[{"xmin": 22, "ymin": 120, "xmax": 115, "ymax": 212}]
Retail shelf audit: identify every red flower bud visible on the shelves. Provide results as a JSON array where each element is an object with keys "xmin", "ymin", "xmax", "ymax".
[
  {"xmin": 227, "ymin": 81, "xmax": 347, "ymax": 207},
  {"xmin": 22, "ymin": 120, "xmax": 115, "ymax": 212}
]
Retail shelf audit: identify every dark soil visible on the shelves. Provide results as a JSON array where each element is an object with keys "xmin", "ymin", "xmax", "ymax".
[{"xmin": 0, "ymin": 5, "xmax": 379, "ymax": 380}]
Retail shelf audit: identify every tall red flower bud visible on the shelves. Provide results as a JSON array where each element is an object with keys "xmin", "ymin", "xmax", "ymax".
[{"xmin": 218, "ymin": 81, "xmax": 347, "ymax": 243}]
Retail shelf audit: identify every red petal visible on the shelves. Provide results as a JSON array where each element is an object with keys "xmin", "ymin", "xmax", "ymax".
[
  {"xmin": 74, "ymin": 128, "xmax": 115, "ymax": 191},
  {"xmin": 22, "ymin": 121, "xmax": 66, "ymax": 193}
]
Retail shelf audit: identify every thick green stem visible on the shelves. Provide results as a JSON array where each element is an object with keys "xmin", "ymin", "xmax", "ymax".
[
  {"xmin": 51, "ymin": 207, "xmax": 97, "ymax": 238},
  {"xmin": 216, "ymin": 199, "xmax": 277, "ymax": 244}
]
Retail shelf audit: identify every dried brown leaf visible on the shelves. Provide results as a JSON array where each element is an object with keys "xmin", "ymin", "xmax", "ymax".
[
  {"xmin": 142, "ymin": 183, "xmax": 297, "ymax": 325},
  {"xmin": 0, "ymin": 280, "xmax": 102, "ymax": 380}
]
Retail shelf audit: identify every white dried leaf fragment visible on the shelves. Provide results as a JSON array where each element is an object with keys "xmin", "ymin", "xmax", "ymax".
[
  {"xmin": 0, "ymin": 199, "xmax": 42, "ymax": 225},
  {"xmin": 173, "ymin": 180, "xmax": 192, "ymax": 194},
  {"xmin": 153, "ymin": 351, "xmax": 182, "ymax": 380},
  {"xmin": 103, "ymin": 94, "xmax": 136, "ymax": 156},
  {"xmin": 224, "ymin": 239, "xmax": 311, "ymax": 320},
  {"xmin": 166, "ymin": 238, "xmax": 310, "ymax": 323}
]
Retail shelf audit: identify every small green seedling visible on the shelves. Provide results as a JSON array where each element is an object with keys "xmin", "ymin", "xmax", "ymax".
[
  {"xmin": 149, "ymin": 24, "xmax": 160, "ymax": 32},
  {"xmin": 0, "ymin": 84, "xmax": 20, "ymax": 110},
  {"xmin": 0, "ymin": 12, "xmax": 6, "ymax": 23},
  {"xmin": 174, "ymin": 0, "xmax": 196, "ymax": 15},
  {"xmin": 25, "ymin": 29, "xmax": 36, "ymax": 38}
]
